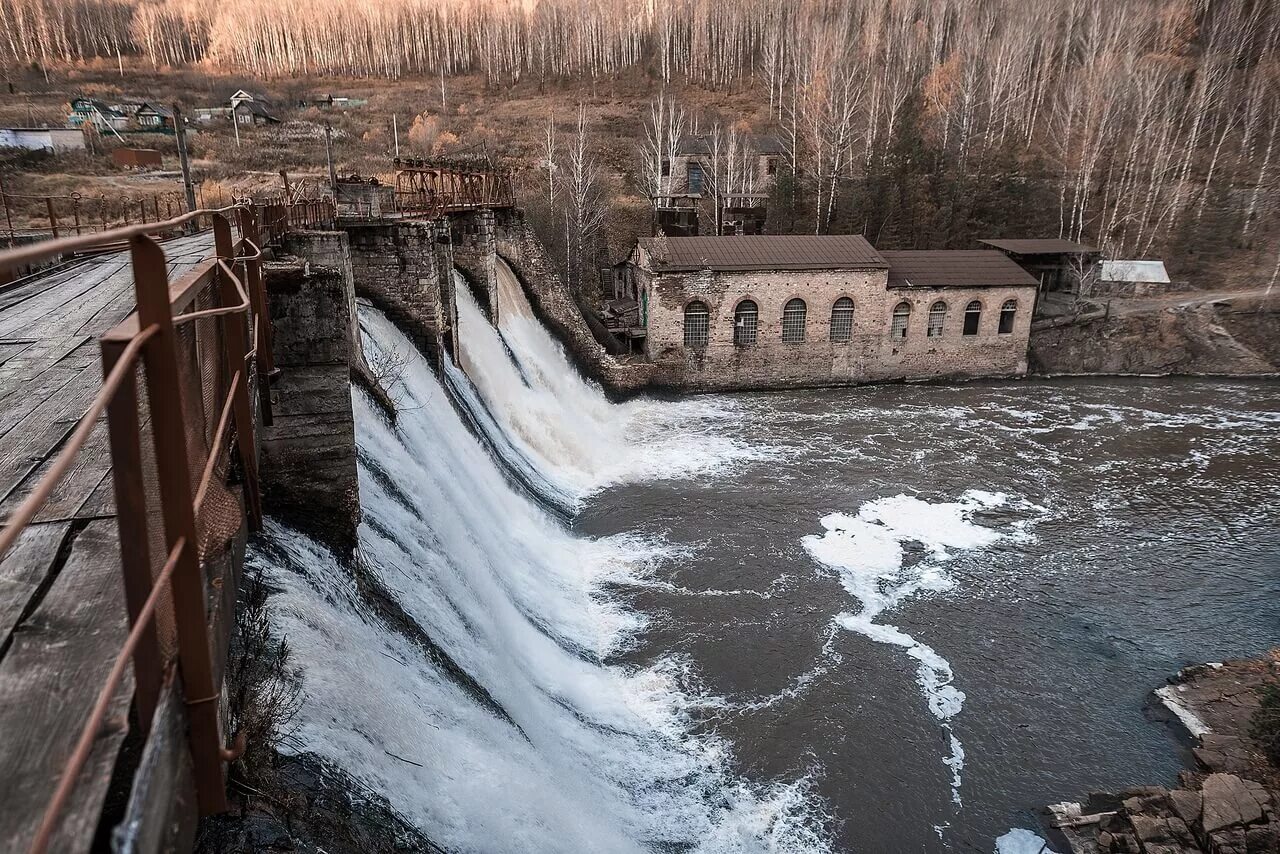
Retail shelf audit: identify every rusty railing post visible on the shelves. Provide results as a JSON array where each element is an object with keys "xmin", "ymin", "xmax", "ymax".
[
  {"xmin": 237, "ymin": 208, "xmax": 276, "ymax": 426},
  {"xmin": 130, "ymin": 234, "xmax": 229, "ymax": 815},
  {"xmin": 213, "ymin": 215, "xmax": 263, "ymax": 530},
  {"xmin": 101, "ymin": 337, "xmax": 164, "ymax": 735},
  {"xmin": 45, "ymin": 198, "xmax": 59, "ymax": 239}
]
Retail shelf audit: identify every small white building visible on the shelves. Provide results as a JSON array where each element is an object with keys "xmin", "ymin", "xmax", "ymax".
[
  {"xmin": 0, "ymin": 127, "xmax": 86, "ymax": 152},
  {"xmin": 1099, "ymin": 260, "xmax": 1171, "ymax": 285},
  {"xmin": 1095, "ymin": 260, "xmax": 1179, "ymax": 297}
]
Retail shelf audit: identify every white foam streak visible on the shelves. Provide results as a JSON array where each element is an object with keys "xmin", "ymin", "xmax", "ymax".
[{"xmin": 803, "ymin": 491, "xmax": 1014, "ymax": 809}]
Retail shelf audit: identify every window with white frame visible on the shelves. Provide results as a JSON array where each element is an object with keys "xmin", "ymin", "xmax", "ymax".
[{"xmin": 963, "ymin": 300, "xmax": 982, "ymax": 335}]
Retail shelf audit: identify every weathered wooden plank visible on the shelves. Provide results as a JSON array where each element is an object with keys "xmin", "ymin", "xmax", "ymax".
[
  {"xmin": 2, "ymin": 419, "xmax": 114, "ymax": 525},
  {"xmin": 0, "ymin": 339, "xmax": 36, "ymax": 366},
  {"xmin": 110, "ymin": 676, "xmax": 198, "ymax": 854},
  {"xmin": 0, "ymin": 364, "xmax": 101, "ymax": 503},
  {"xmin": 0, "ymin": 261, "xmax": 127, "ymax": 340},
  {"xmin": 0, "ymin": 519, "xmax": 71, "ymax": 649},
  {"xmin": 0, "ymin": 519, "xmax": 133, "ymax": 854}
]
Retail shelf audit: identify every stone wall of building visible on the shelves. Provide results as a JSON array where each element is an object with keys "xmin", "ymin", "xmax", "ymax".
[
  {"xmin": 641, "ymin": 266, "xmax": 1035, "ymax": 390},
  {"xmin": 261, "ymin": 230, "xmax": 361, "ymax": 554}
]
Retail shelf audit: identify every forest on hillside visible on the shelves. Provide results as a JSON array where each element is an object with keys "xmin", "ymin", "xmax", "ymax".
[{"xmin": 2, "ymin": 0, "xmax": 1278, "ymax": 282}]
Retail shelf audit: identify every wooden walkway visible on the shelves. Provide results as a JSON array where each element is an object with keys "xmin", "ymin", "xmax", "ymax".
[{"xmin": 0, "ymin": 233, "xmax": 216, "ymax": 853}]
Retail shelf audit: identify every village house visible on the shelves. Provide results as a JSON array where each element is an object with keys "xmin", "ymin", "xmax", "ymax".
[
  {"xmin": 627, "ymin": 234, "xmax": 1039, "ymax": 390},
  {"xmin": 230, "ymin": 90, "xmax": 280, "ymax": 126},
  {"xmin": 67, "ymin": 98, "xmax": 129, "ymax": 132},
  {"xmin": 653, "ymin": 134, "xmax": 785, "ymax": 237}
]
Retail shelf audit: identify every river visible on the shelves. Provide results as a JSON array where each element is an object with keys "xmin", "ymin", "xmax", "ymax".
[
  {"xmin": 252, "ymin": 260, "xmax": 1280, "ymax": 853},
  {"xmin": 578, "ymin": 377, "xmax": 1280, "ymax": 852}
]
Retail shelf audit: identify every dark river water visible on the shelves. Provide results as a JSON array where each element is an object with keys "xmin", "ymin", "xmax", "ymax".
[{"xmin": 576, "ymin": 378, "xmax": 1280, "ymax": 853}]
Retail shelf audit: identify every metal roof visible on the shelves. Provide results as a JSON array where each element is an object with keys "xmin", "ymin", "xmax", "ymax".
[
  {"xmin": 1099, "ymin": 260, "xmax": 1170, "ymax": 283},
  {"xmin": 978, "ymin": 238, "xmax": 1097, "ymax": 255},
  {"xmin": 881, "ymin": 250, "xmax": 1040, "ymax": 288},
  {"xmin": 640, "ymin": 235, "xmax": 887, "ymax": 271}
]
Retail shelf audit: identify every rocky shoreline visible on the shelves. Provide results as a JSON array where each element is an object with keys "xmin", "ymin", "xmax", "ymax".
[{"xmin": 1044, "ymin": 656, "xmax": 1280, "ymax": 854}]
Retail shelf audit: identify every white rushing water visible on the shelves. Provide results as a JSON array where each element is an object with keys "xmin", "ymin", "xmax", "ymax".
[
  {"xmin": 802, "ymin": 491, "xmax": 1032, "ymax": 812},
  {"xmin": 253, "ymin": 305, "xmax": 831, "ymax": 852},
  {"xmin": 452, "ymin": 258, "xmax": 752, "ymax": 502}
]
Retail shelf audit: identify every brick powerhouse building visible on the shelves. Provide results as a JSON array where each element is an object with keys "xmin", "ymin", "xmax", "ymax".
[{"xmin": 629, "ymin": 235, "xmax": 1039, "ymax": 390}]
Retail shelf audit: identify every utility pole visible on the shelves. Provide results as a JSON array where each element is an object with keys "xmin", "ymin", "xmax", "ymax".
[
  {"xmin": 392, "ymin": 114, "xmax": 399, "ymax": 156},
  {"xmin": 233, "ymin": 108, "xmax": 241, "ymax": 148},
  {"xmin": 324, "ymin": 123, "xmax": 338, "ymax": 197},
  {"xmin": 280, "ymin": 170, "xmax": 293, "ymax": 202},
  {"xmin": 173, "ymin": 104, "xmax": 198, "ymax": 218}
]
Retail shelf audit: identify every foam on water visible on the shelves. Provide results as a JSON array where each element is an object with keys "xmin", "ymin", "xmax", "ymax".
[
  {"xmin": 802, "ymin": 491, "xmax": 1018, "ymax": 809},
  {"xmin": 453, "ymin": 258, "xmax": 759, "ymax": 502},
  {"xmin": 255, "ymin": 306, "xmax": 832, "ymax": 853}
]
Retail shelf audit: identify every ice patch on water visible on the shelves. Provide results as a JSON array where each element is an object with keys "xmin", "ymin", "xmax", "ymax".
[
  {"xmin": 802, "ymin": 490, "xmax": 1017, "ymax": 810},
  {"xmin": 995, "ymin": 827, "xmax": 1058, "ymax": 853}
]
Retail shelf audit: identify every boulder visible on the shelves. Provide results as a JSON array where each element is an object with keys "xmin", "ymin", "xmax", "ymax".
[
  {"xmin": 1244, "ymin": 821, "xmax": 1278, "ymax": 853},
  {"xmin": 1202, "ymin": 775, "xmax": 1265, "ymax": 833},
  {"xmin": 1170, "ymin": 790, "xmax": 1204, "ymax": 827}
]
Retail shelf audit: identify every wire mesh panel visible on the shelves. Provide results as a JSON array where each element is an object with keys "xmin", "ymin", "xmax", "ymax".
[
  {"xmin": 683, "ymin": 302, "xmax": 709, "ymax": 348},
  {"xmin": 830, "ymin": 297, "xmax": 854, "ymax": 343},
  {"xmin": 734, "ymin": 299, "xmax": 758, "ymax": 346},
  {"xmin": 927, "ymin": 301, "xmax": 947, "ymax": 337},
  {"xmin": 781, "ymin": 298, "xmax": 807, "ymax": 343},
  {"xmin": 891, "ymin": 302, "xmax": 911, "ymax": 338}
]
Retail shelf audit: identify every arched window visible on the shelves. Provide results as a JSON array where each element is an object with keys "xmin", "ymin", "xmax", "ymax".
[
  {"xmin": 891, "ymin": 301, "xmax": 911, "ymax": 339},
  {"xmin": 734, "ymin": 299, "xmax": 759, "ymax": 346},
  {"xmin": 998, "ymin": 299, "xmax": 1018, "ymax": 334},
  {"xmin": 927, "ymin": 301, "xmax": 947, "ymax": 337},
  {"xmin": 683, "ymin": 301, "xmax": 709, "ymax": 348},
  {"xmin": 830, "ymin": 297, "xmax": 854, "ymax": 343},
  {"xmin": 963, "ymin": 300, "xmax": 982, "ymax": 336},
  {"xmin": 782, "ymin": 298, "xmax": 807, "ymax": 343}
]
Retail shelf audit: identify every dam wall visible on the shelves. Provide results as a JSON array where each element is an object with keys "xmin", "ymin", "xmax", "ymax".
[
  {"xmin": 260, "ymin": 231, "xmax": 363, "ymax": 555},
  {"xmin": 344, "ymin": 221, "xmax": 457, "ymax": 363}
]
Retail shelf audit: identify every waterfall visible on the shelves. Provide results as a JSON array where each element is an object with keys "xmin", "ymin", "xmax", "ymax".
[
  {"xmin": 250, "ymin": 304, "xmax": 829, "ymax": 852},
  {"xmin": 451, "ymin": 258, "xmax": 748, "ymax": 503}
]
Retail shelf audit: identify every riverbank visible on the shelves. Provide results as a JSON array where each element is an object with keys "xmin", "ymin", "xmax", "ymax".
[
  {"xmin": 1045, "ymin": 655, "xmax": 1280, "ymax": 854},
  {"xmin": 1029, "ymin": 291, "xmax": 1280, "ymax": 378}
]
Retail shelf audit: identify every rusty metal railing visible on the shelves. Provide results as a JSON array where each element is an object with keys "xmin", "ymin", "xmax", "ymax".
[{"xmin": 0, "ymin": 195, "xmax": 336, "ymax": 853}]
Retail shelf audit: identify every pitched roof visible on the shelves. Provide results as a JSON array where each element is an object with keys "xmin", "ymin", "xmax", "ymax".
[
  {"xmin": 978, "ymin": 238, "xmax": 1097, "ymax": 255},
  {"xmin": 1100, "ymin": 260, "xmax": 1170, "ymax": 283},
  {"xmin": 881, "ymin": 250, "xmax": 1040, "ymax": 288},
  {"xmin": 639, "ymin": 235, "xmax": 887, "ymax": 271}
]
